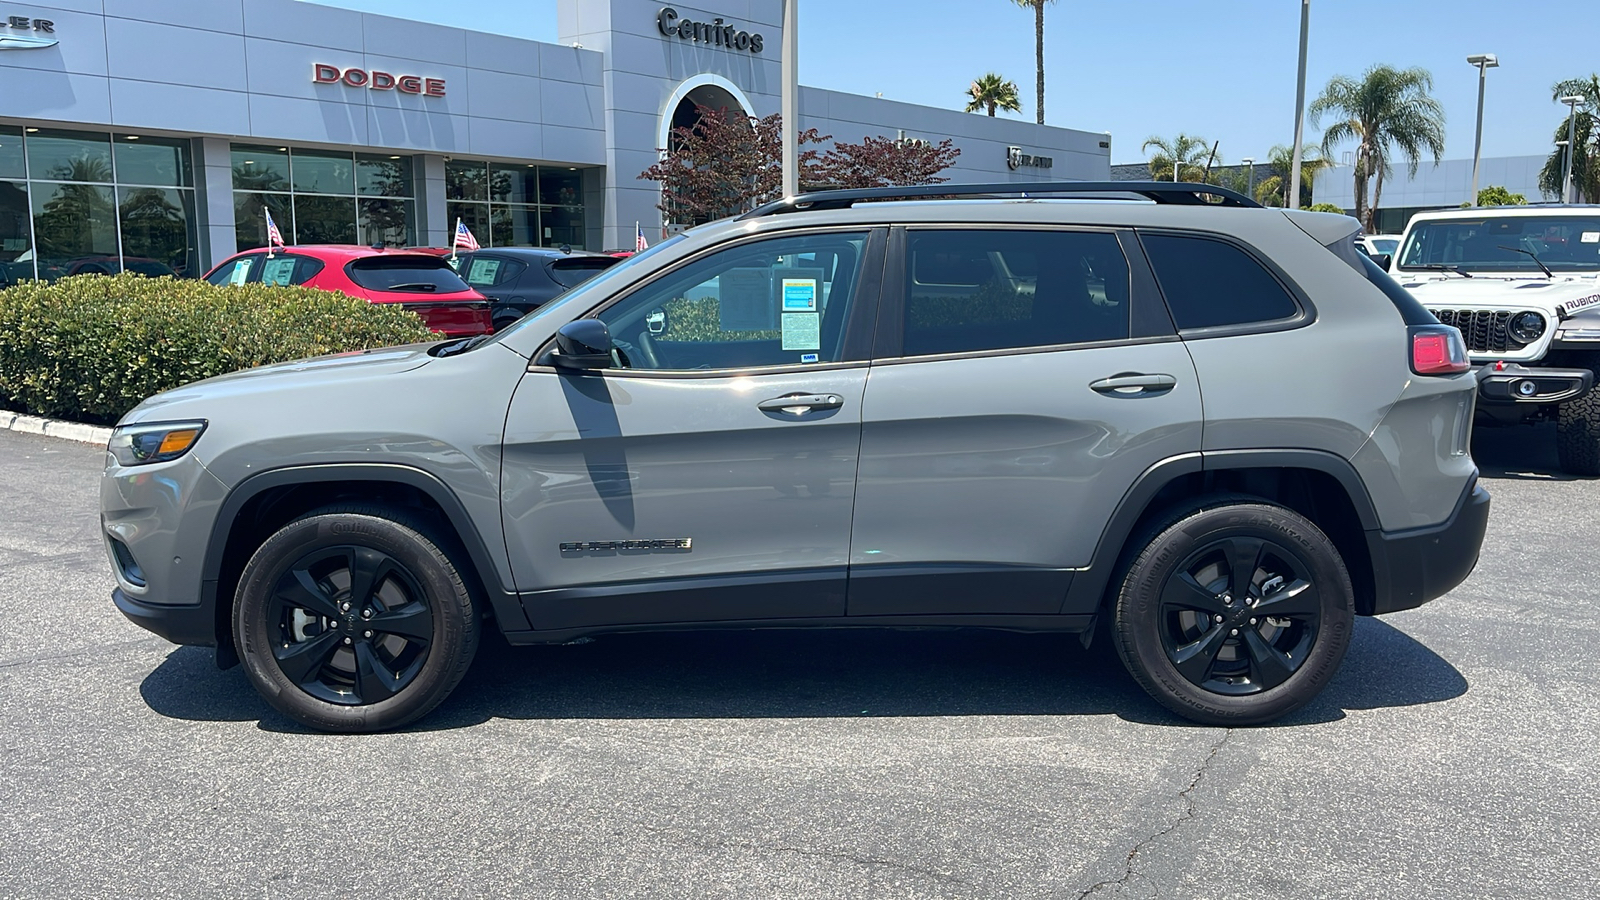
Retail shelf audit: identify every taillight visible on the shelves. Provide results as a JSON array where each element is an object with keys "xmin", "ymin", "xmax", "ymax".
[{"xmin": 1410, "ymin": 324, "xmax": 1469, "ymax": 375}]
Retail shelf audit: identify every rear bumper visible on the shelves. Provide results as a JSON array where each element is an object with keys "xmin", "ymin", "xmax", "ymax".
[
  {"xmin": 402, "ymin": 300, "xmax": 494, "ymax": 337},
  {"xmin": 1364, "ymin": 479, "xmax": 1491, "ymax": 615},
  {"xmin": 113, "ymin": 587, "xmax": 215, "ymax": 647}
]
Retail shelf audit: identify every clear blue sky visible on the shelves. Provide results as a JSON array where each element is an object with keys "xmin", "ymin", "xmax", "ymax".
[{"xmin": 314, "ymin": 0, "xmax": 1592, "ymax": 165}]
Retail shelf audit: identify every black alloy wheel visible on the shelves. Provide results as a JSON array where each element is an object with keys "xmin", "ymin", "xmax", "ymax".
[
  {"xmin": 1157, "ymin": 535, "xmax": 1321, "ymax": 695},
  {"xmin": 266, "ymin": 546, "xmax": 435, "ymax": 706},
  {"xmin": 234, "ymin": 506, "xmax": 478, "ymax": 732},
  {"xmin": 1113, "ymin": 498, "xmax": 1354, "ymax": 725}
]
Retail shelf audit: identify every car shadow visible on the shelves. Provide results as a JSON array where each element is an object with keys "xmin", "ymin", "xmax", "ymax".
[
  {"xmin": 138, "ymin": 617, "xmax": 1466, "ymax": 732},
  {"xmin": 1472, "ymin": 422, "xmax": 1583, "ymax": 481}
]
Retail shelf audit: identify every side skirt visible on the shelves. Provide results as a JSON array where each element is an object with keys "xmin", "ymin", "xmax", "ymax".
[{"xmin": 501, "ymin": 613, "xmax": 1096, "ymax": 646}]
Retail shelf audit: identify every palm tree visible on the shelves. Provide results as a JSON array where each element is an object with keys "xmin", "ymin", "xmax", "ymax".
[
  {"xmin": 964, "ymin": 73, "xmax": 1023, "ymax": 117},
  {"xmin": 1539, "ymin": 75, "xmax": 1600, "ymax": 202},
  {"xmin": 1142, "ymin": 134, "xmax": 1214, "ymax": 183},
  {"xmin": 1010, "ymin": 0, "xmax": 1057, "ymax": 125},
  {"xmin": 1310, "ymin": 64, "xmax": 1446, "ymax": 232},
  {"xmin": 1253, "ymin": 144, "xmax": 1334, "ymax": 208}
]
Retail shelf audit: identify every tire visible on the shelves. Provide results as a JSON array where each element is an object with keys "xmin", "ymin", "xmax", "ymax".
[
  {"xmin": 1112, "ymin": 498, "xmax": 1354, "ymax": 726},
  {"xmin": 233, "ymin": 506, "xmax": 479, "ymax": 733},
  {"xmin": 1557, "ymin": 392, "xmax": 1600, "ymax": 476}
]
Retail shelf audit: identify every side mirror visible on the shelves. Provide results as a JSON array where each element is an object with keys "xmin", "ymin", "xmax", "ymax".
[
  {"xmin": 551, "ymin": 319, "xmax": 614, "ymax": 370},
  {"xmin": 1373, "ymin": 253, "xmax": 1393, "ymax": 271}
]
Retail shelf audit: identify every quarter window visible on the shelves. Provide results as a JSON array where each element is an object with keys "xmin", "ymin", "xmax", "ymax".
[
  {"xmin": 900, "ymin": 230, "xmax": 1131, "ymax": 356},
  {"xmin": 595, "ymin": 231, "xmax": 870, "ymax": 371},
  {"xmin": 1141, "ymin": 234, "xmax": 1299, "ymax": 330}
]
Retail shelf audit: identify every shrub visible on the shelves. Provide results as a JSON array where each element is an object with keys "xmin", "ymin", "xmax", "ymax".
[
  {"xmin": 1306, "ymin": 202, "xmax": 1346, "ymax": 214},
  {"xmin": 0, "ymin": 273, "xmax": 435, "ymax": 424}
]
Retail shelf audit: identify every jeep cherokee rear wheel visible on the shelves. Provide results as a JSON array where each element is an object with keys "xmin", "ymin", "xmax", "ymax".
[
  {"xmin": 233, "ymin": 507, "xmax": 479, "ymax": 732},
  {"xmin": 1113, "ymin": 500, "xmax": 1353, "ymax": 725}
]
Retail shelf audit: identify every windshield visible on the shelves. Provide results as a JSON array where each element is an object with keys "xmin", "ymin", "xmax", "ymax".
[
  {"xmin": 484, "ymin": 234, "xmax": 687, "ymax": 347},
  {"xmin": 1398, "ymin": 215, "xmax": 1600, "ymax": 273}
]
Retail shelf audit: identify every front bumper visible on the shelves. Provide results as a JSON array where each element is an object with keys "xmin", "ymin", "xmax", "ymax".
[
  {"xmin": 1364, "ymin": 478, "xmax": 1491, "ymax": 615},
  {"xmin": 1475, "ymin": 363, "xmax": 1593, "ymax": 405},
  {"xmin": 113, "ymin": 587, "xmax": 215, "ymax": 646}
]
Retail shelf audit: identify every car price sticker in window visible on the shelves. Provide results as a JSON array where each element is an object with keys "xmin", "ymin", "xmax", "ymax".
[
  {"xmin": 782, "ymin": 277, "xmax": 817, "ymax": 311},
  {"xmin": 781, "ymin": 312, "xmax": 820, "ymax": 350},
  {"xmin": 261, "ymin": 257, "xmax": 296, "ymax": 286},
  {"xmin": 467, "ymin": 258, "xmax": 500, "ymax": 285},
  {"xmin": 228, "ymin": 259, "xmax": 252, "ymax": 286},
  {"xmin": 1581, "ymin": 232, "xmax": 1600, "ymax": 243}
]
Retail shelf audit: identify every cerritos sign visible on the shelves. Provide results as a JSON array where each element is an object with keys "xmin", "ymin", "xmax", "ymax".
[
  {"xmin": 656, "ymin": 7, "xmax": 764, "ymax": 53},
  {"xmin": 312, "ymin": 64, "xmax": 445, "ymax": 97}
]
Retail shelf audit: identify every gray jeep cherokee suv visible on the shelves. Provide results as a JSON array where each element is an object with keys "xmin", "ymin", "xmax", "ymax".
[{"xmin": 103, "ymin": 182, "xmax": 1490, "ymax": 732}]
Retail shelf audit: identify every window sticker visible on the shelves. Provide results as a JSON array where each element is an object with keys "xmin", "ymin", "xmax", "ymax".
[
  {"xmin": 261, "ymin": 256, "xmax": 296, "ymax": 286},
  {"xmin": 227, "ymin": 259, "xmax": 252, "ymax": 286},
  {"xmin": 800, "ymin": 352, "xmax": 820, "ymax": 363},
  {"xmin": 467, "ymin": 257, "xmax": 501, "ymax": 285},
  {"xmin": 1581, "ymin": 232, "xmax": 1600, "ymax": 243},
  {"xmin": 718, "ymin": 268, "xmax": 776, "ymax": 331},
  {"xmin": 781, "ymin": 312, "xmax": 821, "ymax": 350},
  {"xmin": 781, "ymin": 277, "xmax": 818, "ymax": 311}
]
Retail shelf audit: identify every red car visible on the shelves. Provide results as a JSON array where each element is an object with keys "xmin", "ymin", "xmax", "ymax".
[{"xmin": 203, "ymin": 246, "xmax": 493, "ymax": 337}]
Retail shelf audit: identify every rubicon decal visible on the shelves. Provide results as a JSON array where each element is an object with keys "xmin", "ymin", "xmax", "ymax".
[
  {"xmin": 313, "ymin": 64, "xmax": 445, "ymax": 97},
  {"xmin": 560, "ymin": 538, "xmax": 693, "ymax": 552},
  {"xmin": 1560, "ymin": 293, "xmax": 1600, "ymax": 316}
]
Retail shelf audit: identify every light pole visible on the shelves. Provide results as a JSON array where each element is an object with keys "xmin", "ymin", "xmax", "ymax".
[
  {"xmin": 1561, "ymin": 94, "xmax": 1585, "ymax": 204},
  {"xmin": 781, "ymin": 0, "xmax": 799, "ymax": 198},
  {"xmin": 1466, "ymin": 54, "xmax": 1498, "ymax": 207},
  {"xmin": 1288, "ymin": 0, "xmax": 1310, "ymax": 210},
  {"xmin": 1241, "ymin": 157, "xmax": 1255, "ymax": 200}
]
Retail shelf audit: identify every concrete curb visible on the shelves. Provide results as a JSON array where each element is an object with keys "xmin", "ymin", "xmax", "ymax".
[{"xmin": 0, "ymin": 409, "xmax": 113, "ymax": 447}]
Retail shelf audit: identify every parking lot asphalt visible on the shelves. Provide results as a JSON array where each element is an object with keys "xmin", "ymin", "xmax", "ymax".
[{"xmin": 1, "ymin": 424, "xmax": 1596, "ymax": 900}]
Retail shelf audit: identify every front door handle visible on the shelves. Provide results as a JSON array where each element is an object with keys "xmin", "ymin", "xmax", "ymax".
[
  {"xmin": 1089, "ymin": 373, "xmax": 1177, "ymax": 396},
  {"xmin": 758, "ymin": 393, "xmax": 845, "ymax": 416}
]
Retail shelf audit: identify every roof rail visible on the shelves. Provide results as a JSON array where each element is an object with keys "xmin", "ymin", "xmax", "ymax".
[{"xmin": 739, "ymin": 180, "xmax": 1262, "ymax": 219}]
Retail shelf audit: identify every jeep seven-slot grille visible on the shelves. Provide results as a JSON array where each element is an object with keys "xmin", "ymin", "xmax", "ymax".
[{"xmin": 1431, "ymin": 309, "xmax": 1525, "ymax": 354}]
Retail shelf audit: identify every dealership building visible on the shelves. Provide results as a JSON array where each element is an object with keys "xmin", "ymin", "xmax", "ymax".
[{"xmin": 0, "ymin": 0, "xmax": 1111, "ymax": 280}]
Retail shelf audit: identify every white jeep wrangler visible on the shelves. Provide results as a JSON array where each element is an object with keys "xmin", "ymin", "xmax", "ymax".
[{"xmin": 1389, "ymin": 206, "xmax": 1600, "ymax": 473}]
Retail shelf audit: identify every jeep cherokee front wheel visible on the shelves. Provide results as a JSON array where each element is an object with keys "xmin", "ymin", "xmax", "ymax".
[
  {"xmin": 1113, "ymin": 499, "xmax": 1354, "ymax": 725},
  {"xmin": 233, "ymin": 506, "xmax": 479, "ymax": 732}
]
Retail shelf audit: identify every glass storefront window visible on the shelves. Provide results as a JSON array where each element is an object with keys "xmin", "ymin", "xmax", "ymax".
[
  {"xmin": 0, "ymin": 125, "xmax": 23, "ymax": 179},
  {"xmin": 489, "ymin": 203, "xmax": 541, "ymax": 247},
  {"xmin": 359, "ymin": 198, "xmax": 415, "ymax": 247},
  {"xmin": 0, "ymin": 180, "xmax": 30, "ymax": 284},
  {"xmin": 543, "ymin": 205, "xmax": 585, "ymax": 247},
  {"xmin": 27, "ymin": 129, "xmax": 113, "ymax": 184},
  {"xmin": 445, "ymin": 159, "xmax": 488, "ymax": 201},
  {"xmin": 234, "ymin": 192, "xmax": 292, "ymax": 253},
  {"xmin": 118, "ymin": 187, "xmax": 197, "ymax": 277},
  {"xmin": 114, "ymin": 135, "xmax": 192, "ymax": 187},
  {"xmin": 31, "ymin": 182, "xmax": 119, "ymax": 278},
  {"xmin": 490, "ymin": 163, "xmax": 538, "ymax": 204},
  {"xmin": 232, "ymin": 145, "xmax": 290, "ymax": 192},
  {"xmin": 291, "ymin": 149, "xmax": 354, "ymax": 195},
  {"xmin": 293, "ymin": 194, "xmax": 357, "ymax": 244},
  {"xmin": 539, "ymin": 169, "xmax": 583, "ymax": 207},
  {"xmin": 356, "ymin": 154, "xmax": 412, "ymax": 197}
]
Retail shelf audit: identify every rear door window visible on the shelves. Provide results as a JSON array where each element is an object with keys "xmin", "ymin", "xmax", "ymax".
[
  {"xmin": 258, "ymin": 254, "xmax": 325, "ymax": 286},
  {"xmin": 347, "ymin": 256, "xmax": 473, "ymax": 294},
  {"xmin": 1140, "ymin": 233, "xmax": 1300, "ymax": 330},
  {"xmin": 463, "ymin": 254, "xmax": 526, "ymax": 288},
  {"xmin": 899, "ymin": 229, "xmax": 1131, "ymax": 356},
  {"xmin": 206, "ymin": 256, "xmax": 257, "ymax": 286},
  {"xmin": 548, "ymin": 257, "xmax": 620, "ymax": 288}
]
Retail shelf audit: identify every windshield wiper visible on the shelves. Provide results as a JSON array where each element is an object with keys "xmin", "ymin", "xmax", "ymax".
[
  {"xmin": 432, "ymin": 334, "xmax": 493, "ymax": 358},
  {"xmin": 1414, "ymin": 264, "xmax": 1473, "ymax": 278},
  {"xmin": 384, "ymin": 282, "xmax": 439, "ymax": 292},
  {"xmin": 1497, "ymin": 245, "xmax": 1554, "ymax": 279}
]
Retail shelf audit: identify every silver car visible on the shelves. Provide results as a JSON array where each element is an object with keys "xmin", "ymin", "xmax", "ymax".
[{"xmin": 103, "ymin": 182, "xmax": 1489, "ymax": 732}]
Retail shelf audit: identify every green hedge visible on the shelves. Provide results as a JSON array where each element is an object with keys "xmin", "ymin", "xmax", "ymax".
[{"xmin": 0, "ymin": 273, "xmax": 435, "ymax": 424}]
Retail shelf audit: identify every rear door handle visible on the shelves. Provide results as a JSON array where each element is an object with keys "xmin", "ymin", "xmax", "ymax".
[
  {"xmin": 1089, "ymin": 373, "xmax": 1177, "ymax": 395},
  {"xmin": 758, "ymin": 393, "xmax": 845, "ymax": 415}
]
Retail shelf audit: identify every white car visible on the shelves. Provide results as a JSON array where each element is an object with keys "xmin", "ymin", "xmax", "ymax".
[
  {"xmin": 1356, "ymin": 234, "xmax": 1402, "ymax": 260},
  {"xmin": 1388, "ymin": 206, "xmax": 1600, "ymax": 473}
]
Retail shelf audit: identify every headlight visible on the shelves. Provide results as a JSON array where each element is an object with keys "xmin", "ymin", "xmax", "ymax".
[
  {"xmin": 108, "ymin": 420, "xmax": 207, "ymax": 467},
  {"xmin": 1509, "ymin": 311, "xmax": 1545, "ymax": 343}
]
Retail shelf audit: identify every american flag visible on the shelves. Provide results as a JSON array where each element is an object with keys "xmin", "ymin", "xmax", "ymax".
[
  {"xmin": 454, "ymin": 218, "xmax": 480, "ymax": 252},
  {"xmin": 264, "ymin": 208, "xmax": 285, "ymax": 249},
  {"xmin": 636, "ymin": 221, "xmax": 649, "ymax": 252}
]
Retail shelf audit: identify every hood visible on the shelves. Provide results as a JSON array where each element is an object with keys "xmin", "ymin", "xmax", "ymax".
[
  {"xmin": 1399, "ymin": 275, "xmax": 1600, "ymax": 316},
  {"xmin": 122, "ymin": 343, "xmax": 437, "ymax": 422}
]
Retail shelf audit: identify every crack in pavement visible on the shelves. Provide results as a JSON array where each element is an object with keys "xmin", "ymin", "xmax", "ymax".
[{"xmin": 1072, "ymin": 730, "xmax": 1232, "ymax": 899}]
